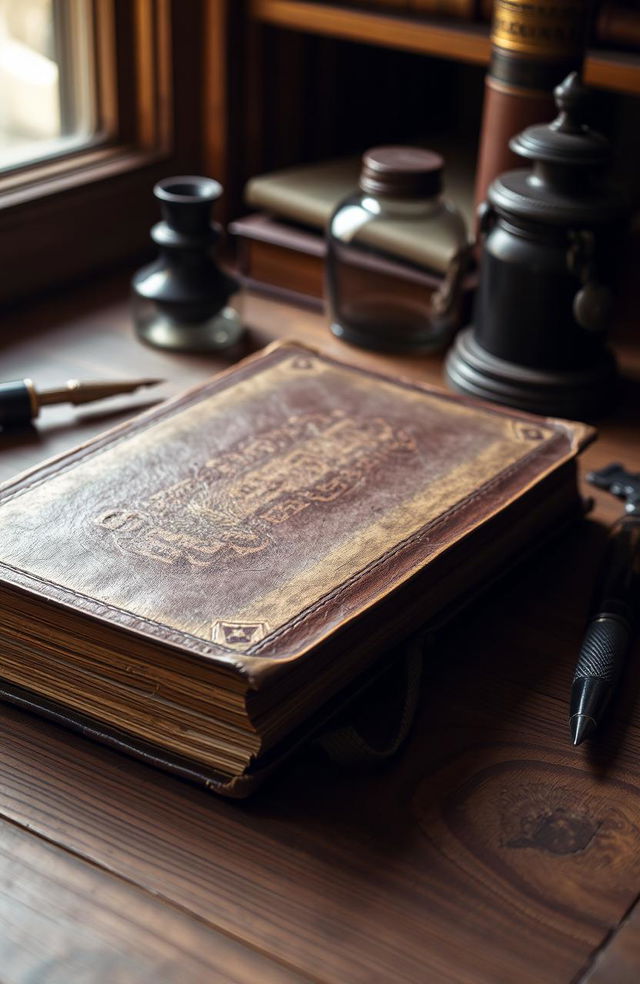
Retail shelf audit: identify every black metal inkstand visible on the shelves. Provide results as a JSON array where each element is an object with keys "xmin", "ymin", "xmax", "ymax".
[{"xmin": 446, "ymin": 73, "xmax": 626, "ymax": 419}]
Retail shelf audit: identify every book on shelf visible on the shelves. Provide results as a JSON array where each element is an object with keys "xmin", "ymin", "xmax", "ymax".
[
  {"xmin": 230, "ymin": 214, "xmax": 330, "ymax": 307},
  {"xmin": 244, "ymin": 143, "xmax": 476, "ymax": 251},
  {"xmin": 231, "ymin": 140, "xmax": 477, "ymax": 307},
  {"xmin": 230, "ymin": 212, "xmax": 478, "ymax": 313},
  {"xmin": 0, "ymin": 341, "xmax": 593, "ymax": 795},
  {"xmin": 474, "ymin": 0, "xmax": 593, "ymax": 207},
  {"xmin": 596, "ymin": 3, "xmax": 640, "ymax": 50}
]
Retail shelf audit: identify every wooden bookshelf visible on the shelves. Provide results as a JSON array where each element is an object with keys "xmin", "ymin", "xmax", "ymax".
[
  {"xmin": 250, "ymin": 0, "xmax": 640, "ymax": 96},
  {"xmin": 250, "ymin": 0, "xmax": 491, "ymax": 64}
]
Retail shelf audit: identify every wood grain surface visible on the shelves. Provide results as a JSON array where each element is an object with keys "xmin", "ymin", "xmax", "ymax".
[
  {"xmin": 580, "ymin": 897, "xmax": 640, "ymax": 984},
  {"xmin": 0, "ymin": 277, "xmax": 639, "ymax": 983},
  {"xmin": 0, "ymin": 819, "xmax": 310, "ymax": 984}
]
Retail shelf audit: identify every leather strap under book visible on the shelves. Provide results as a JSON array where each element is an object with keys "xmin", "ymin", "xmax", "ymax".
[{"xmin": 316, "ymin": 633, "xmax": 426, "ymax": 766}]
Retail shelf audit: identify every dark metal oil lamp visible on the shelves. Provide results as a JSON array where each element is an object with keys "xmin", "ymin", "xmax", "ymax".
[{"xmin": 446, "ymin": 72, "xmax": 626, "ymax": 418}]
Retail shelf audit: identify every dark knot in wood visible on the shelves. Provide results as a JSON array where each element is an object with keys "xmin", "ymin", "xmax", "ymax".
[{"xmin": 506, "ymin": 807, "xmax": 601, "ymax": 856}]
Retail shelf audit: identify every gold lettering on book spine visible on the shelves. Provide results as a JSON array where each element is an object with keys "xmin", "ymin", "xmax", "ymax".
[
  {"xmin": 492, "ymin": 0, "xmax": 587, "ymax": 57},
  {"xmin": 95, "ymin": 411, "xmax": 416, "ymax": 568}
]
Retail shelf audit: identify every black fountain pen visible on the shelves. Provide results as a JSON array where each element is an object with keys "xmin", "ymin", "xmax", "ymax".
[
  {"xmin": 0, "ymin": 377, "xmax": 164, "ymax": 428},
  {"xmin": 570, "ymin": 464, "xmax": 640, "ymax": 745}
]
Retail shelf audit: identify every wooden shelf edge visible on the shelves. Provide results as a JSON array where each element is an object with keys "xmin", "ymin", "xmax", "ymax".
[
  {"xmin": 251, "ymin": 0, "xmax": 640, "ymax": 95},
  {"xmin": 585, "ymin": 49, "xmax": 640, "ymax": 96},
  {"xmin": 250, "ymin": 0, "xmax": 491, "ymax": 65}
]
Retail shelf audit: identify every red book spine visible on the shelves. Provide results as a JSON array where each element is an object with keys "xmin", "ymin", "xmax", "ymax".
[{"xmin": 474, "ymin": 0, "xmax": 594, "ymax": 211}]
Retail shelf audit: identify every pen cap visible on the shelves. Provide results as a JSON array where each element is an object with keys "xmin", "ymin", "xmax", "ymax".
[{"xmin": 0, "ymin": 379, "xmax": 36, "ymax": 428}]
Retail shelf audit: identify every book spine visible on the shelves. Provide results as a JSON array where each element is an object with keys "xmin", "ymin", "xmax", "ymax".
[
  {"xmin": 596, "ymin": 4, "xmax": 640, "ymax": 48},
  {"xmin": 480, "ymin": 1, "xmax": 640, "ymax": 49},
  {"xmin": 474, "ymin": 0, "xmax": 593, "ymax": 210}
]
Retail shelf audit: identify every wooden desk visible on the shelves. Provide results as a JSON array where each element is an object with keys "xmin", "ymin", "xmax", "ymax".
[{"xmin": 1, "ymin": 278, "xmax": 640, "ymax": 984}]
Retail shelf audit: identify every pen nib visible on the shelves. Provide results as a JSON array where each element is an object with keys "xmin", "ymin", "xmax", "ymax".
[
  {"xmin": 570, "ymin": 713, "xmax": 596, "ymax": 746},
  {"xmin": 37, "ymin": 378, "xmax": 165, "ymax": 408}
]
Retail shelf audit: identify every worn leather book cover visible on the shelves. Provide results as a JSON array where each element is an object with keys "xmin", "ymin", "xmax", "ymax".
[{"xmin": 0, "ymin": 342, "xmax": 593, "ymax": 795}]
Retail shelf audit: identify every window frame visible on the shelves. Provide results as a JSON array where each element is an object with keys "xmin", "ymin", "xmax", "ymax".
[{"xmin": 0, "ymin": 0, "xmax": 225, "ymax": 306}]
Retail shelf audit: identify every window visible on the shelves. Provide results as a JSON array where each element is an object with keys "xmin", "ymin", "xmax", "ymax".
[
  {"xmin": 0, "ymin": 0, "xmax": 96, "ymax": 171},
  {"xmin": 0, "ymin": 0, "xmax": 224, "ymax": 306}
]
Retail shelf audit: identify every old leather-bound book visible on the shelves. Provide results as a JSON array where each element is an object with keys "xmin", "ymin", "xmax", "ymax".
[{"xmin": 0, "ymin": 342, "xmax": 592, "ymax": 795}]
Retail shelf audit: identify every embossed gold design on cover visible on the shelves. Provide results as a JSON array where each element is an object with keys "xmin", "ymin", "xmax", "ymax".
[
  {"xmin": 0, "ymin": 350, "xmax": 559, "ymax": 651},
  {"xmin": 508, "ymin": 420, "xmax": 548, "ymax": 443},
  {"xmin": 95, "ymin": 410, "xmax": 416, "ymax": 568}
]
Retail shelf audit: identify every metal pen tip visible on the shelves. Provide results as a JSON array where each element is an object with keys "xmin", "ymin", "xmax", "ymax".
[
  {"xmin": 37, "ymin": 378, "xmax": 166, "ymax": 408},
  {"xmin": 570, "ymin": 713, "xmax": 596, "ymax": 746}
]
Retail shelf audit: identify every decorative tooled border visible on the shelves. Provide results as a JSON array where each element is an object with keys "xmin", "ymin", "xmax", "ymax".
[{"xmin": 247, "ymin": 434, "xmax": 564, "ymax": 655}]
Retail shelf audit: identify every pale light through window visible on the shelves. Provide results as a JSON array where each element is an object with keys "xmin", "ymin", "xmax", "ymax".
[{"xmin": 0, "ymin": 0, "xmax": 95, "ymax": 170}]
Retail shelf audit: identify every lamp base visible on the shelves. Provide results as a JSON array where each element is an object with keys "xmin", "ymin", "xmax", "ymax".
[{"xmin": 445, "ymin": 328, "xmax": 618, "ymax": 419}]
